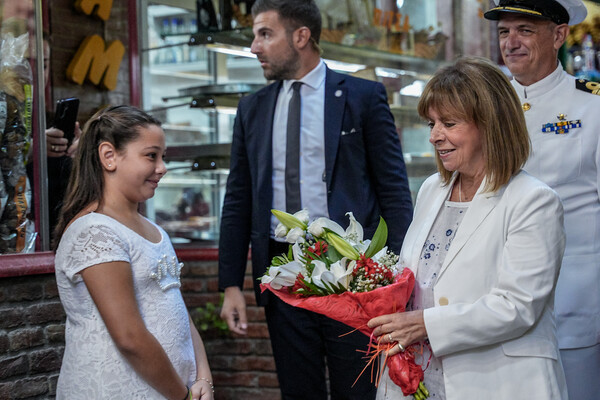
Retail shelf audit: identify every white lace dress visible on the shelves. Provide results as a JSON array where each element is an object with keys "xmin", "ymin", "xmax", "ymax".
[{"xmin": 54, "ymin": 213, "xmax": 196, "ymax": 399}]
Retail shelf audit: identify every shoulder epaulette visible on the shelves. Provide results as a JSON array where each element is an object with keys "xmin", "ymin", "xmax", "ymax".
[{"xmin": 575, "ymin": 78, "xmax": 600, "ymax": 95}]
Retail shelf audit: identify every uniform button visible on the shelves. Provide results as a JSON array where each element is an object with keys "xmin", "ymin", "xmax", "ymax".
[{"xmin": 438, "ymin": 297, "xmax": 449, "ymax": 306}]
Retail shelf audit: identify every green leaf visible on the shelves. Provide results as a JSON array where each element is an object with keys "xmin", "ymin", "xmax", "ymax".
[
  {"xmin": 296, "ymin": 278, "xmax": 329, "ymax": 296},
  {"xmin": 270, "ymin": 255, "xmax": 289, "ymax": 266},
  {"xmin": 365, "ymin": 217, "xmax": 388, "ymax": 259},
  {"xmin": 325, "ymin": 244, "xmax": 343, "ymax": 263},
  {"xmin": 272, "ymin": 209, "xmax": 308, "ymax": 230}
]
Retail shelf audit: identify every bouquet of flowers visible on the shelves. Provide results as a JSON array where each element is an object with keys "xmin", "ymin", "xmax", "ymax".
[{"xmin": 260, "ymin": 209, "xmax": 429, "ymax": 399}]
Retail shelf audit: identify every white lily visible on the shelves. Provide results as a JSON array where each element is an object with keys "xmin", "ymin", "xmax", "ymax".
[
  {"xmin": 308, "ymin": 217, "xmax": 345, "ymax": 238},
  {"xmin": 274, "ymin": 222, "xmax": 288, "ymax": 238},
  {"xmin": 294, "ymin": 209, "xmax": 310, "ymax": 225},
  {"xmin": 292, "ymin": 242, "xmax": 304, "ymax": 262},
  {"xmin": 354, "ymin": 239, "xmax": 370, "ymax": 254},
  {"xmin": 261, "ymin": 261, "xmax": 303, "ymax": 290},
  {"xmin": 310, "ymin": 259, "xmax": 355, "ymax": 290},
  {"xmin": 344, "ymin": 212, "xmax": 364, "ymax": 245},
  {"xmin": 286, "ymin": 227, "xmax": 306, "ymax": 244},
  {"xmin": 372, "ymin": 246, "xmax": 388, "ymax": 262},
  {"xmin": 330, "ymin": 258, "xmax": 356, "ymax": 289}
]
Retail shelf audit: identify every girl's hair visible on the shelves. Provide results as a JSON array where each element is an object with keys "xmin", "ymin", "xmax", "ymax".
[
  {"xmin": 52, "ymin": 105, "xmax": 161, "ymax": 249},
  {"xmin": 417, "ymin": 56, "xmax": 530, "ymax": 192}
]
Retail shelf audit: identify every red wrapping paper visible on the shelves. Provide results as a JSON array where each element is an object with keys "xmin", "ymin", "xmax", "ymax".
[{"xmin": 260, "ymin": 268, "xmax": 423, "ymax": 395}]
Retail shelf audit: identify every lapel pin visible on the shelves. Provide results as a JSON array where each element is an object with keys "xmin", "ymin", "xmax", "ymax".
[{"xmin": 335, "ymin": 90, "xmax": 343, "ymax": 97}]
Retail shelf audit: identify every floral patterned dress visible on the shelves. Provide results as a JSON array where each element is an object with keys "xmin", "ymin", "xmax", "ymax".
[{"xmin": 377, "ymin": 199, "xmax": 468, "ymax": 400}]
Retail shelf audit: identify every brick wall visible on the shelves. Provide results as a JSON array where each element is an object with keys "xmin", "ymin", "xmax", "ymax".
[
  {"xmin": 0, "ymin": 274, "xmax": 65, "ymax": 399},
  {"xmin": 0, "ymin": 257, "xmax": 281, "ymax": 400},
  {"xmin": 182, "ymin": 259, "xmax": 281, "ymax": 400}
]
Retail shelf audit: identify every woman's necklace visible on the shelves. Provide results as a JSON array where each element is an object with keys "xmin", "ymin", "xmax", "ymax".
[{"xmin": 459, "ymin": 175, "xmax": 462, "ymax": 202}]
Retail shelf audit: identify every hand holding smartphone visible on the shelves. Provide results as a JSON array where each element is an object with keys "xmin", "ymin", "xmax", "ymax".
[{"xmin": 53, "ymin": 98, "xmax": 80, "ymax": 147}]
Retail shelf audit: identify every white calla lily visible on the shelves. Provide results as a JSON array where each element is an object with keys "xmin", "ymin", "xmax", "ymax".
[
  {"xmin": 294, "ymin": 209, "xmax": 310, "ymax": 224},
  {"xmin": 286, "ymin": 227, "xmax": 306, "ymax": 244},
  {"xmin": 354, "ymin": 239, "xmax": 370, "ymax": 254},
  {"xmin": 309, "ymin": 260, "xmax": 330, "ymax": 289},
  {"xmin": 261, "ymin": 261, "xmax": 303, "ymax": 290},
  {"xmin": 372, "ymin": 246, "xmax": 388, "ymax": 262},
  {"xmin": 292, "ymin": 242, "xmax": 304, "ymax": 262},
  {"xmin": 344, "ymin": 212, "xmax": 364, "ymax": 244},
  {"xmin": 310, "ymin": 259, "xmax": 355, "ymax": 290},
  {"xmin": 329, "ymin": 258, "xmax": 355, "ymax": 289},
  {"xmin": 274, "ymin": 223, "xmax": 288, "ymax": 238},
  {"xmin": 308, "ymin": 217, "xmax": 345, "ymax": 238}
]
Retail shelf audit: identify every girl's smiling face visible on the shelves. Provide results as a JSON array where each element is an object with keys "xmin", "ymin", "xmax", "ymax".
[{"xmin": 112, "ymin": 124, "xmax": 167, "ymax": 203}]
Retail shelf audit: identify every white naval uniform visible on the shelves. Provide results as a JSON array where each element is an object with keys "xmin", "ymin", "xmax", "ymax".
[{"xmin": 512, "ymin": 64, "xmax": 600, "ymax": 398}]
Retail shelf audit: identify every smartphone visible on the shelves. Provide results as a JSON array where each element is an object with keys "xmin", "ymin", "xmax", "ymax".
[{"xmin": 53, "ymin": 97, "xmax": 80, "ymax": 146}]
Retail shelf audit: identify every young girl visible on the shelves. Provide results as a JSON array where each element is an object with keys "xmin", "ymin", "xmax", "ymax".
[{"xmin": 53, "ymin": 105, "xmax": 214, "ymax": 400}]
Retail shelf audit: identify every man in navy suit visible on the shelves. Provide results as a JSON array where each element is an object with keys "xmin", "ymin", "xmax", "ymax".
[{"xmin": 218, "ymin": 1, "xmax": 413, "ymax": 398}]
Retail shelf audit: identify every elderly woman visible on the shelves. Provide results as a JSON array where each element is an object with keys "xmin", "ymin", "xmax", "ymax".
[{"xmin": 368, "ymin": 57, "xmax": 567, "ymax": 399}]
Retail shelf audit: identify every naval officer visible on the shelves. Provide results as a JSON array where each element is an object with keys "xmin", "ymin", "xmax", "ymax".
[{"xmin": 485, "ymin": 1, "xmax": 600, "ymax": 398}]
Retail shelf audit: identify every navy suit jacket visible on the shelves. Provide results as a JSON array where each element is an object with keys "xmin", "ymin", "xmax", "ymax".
[{"xmin": 218, "ymin": 67, "xmax": 413, "ymax": 305}]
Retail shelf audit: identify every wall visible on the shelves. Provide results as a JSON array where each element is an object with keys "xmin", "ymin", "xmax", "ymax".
[
  {"xmin": 183, "ymin": 257, "xmax": 281, "ymax": 400},
  {"xmin": 0, "ymin": 256, "xmax": 281, "ymax": 400},
  {"xmin": 0, "ymin": 274, "xmax": 64, "ymax": 399},
  {"xmin": 47, "ymin": 0, "xmax": 132, "ymax": 120}
]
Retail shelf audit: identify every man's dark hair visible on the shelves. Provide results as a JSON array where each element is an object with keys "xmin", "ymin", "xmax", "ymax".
[{"xmin": 251, "ymin": 0, "xmax": 322, "ymax": 44}]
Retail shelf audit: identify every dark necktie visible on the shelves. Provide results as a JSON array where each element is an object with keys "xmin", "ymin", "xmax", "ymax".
[{"xmin": 286, "ymin": 81, "xmax": 303, "ymax": 213}]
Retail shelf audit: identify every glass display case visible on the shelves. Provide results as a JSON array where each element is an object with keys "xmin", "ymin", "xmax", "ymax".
[
  {"xmin": 140, "ymin": 1, "xmax": 266, "ymax": 244},
  {"xmin": 139, "ymin": 0, "xmax": 454, "ymax": 244}
]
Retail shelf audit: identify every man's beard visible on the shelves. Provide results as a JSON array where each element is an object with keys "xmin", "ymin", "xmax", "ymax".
[{"xmin": 263, "ymin": 46, "xmax": 301, "ymax": 81}]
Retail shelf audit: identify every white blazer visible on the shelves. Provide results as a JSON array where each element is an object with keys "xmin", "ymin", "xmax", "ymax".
[{"xmin": 401, "ymin": 171, "xmax": 567, "ymax": 400}]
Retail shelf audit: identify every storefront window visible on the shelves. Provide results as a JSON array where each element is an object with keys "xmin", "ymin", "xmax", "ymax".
[{"xmin": 0, "ymin": 0, "xmax": 47, "ymax": 255}]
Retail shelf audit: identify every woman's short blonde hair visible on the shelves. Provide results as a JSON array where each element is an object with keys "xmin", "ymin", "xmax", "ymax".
[{"xmin": 417, "ymin": 56, "xmax": 530, "ymax": 192}]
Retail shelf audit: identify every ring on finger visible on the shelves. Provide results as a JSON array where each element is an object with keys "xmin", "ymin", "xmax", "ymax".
[
  {"xmin": 51, "ymin": 145, "xmax": 57, "ymax": 152},
  {"xmin": 397, "ymin": 343, "xmax": 405, "ymax": 352},
  {"xmin": 387, "ymin": 334, "xmax": 394, "ymax": 343}
]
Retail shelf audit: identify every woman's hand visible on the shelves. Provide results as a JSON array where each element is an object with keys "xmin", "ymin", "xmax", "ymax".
[
  {"xmin": 368, "ymin": 310, "xmax": 428, "ymax": 356},
  {"xmin": 191, "ymin": 378, "xmax": 214, "ymax": 400}
]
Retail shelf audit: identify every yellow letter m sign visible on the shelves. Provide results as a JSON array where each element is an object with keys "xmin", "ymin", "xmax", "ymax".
[{"xmin": 67, "ymin": 34, "xmax": 125, "ymax": 91}]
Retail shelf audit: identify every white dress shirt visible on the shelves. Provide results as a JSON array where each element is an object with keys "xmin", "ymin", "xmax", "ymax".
[{"xmin": 271, "ymin": 60, "xmax": 328, "ymax": 235}]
